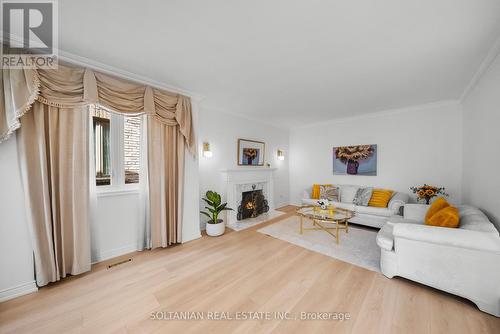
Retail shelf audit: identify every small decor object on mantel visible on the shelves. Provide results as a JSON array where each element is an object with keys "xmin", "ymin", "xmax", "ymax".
[
  {"xmin": 238, "ymin": 139, "xmax": 265, "ymax": 166},
  {"xmin": 410, "ymin": 184, "xmax": 449, "ymax": 205},
  {"xmin": 200, "ymin": 191, "xmax": 233, "ymax": 236}
]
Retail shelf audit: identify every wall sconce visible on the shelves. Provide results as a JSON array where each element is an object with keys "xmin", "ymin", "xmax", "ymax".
[
  {"xmin": 202, "ymin": 142, "xmax": 213, "ymax": 158},
  {"xmin": 277, "ymin": 149, "xmax": 285, "ymax": 161}
]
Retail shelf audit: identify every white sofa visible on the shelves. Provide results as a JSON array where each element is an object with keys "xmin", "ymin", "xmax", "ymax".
[
  {"xmin": 301, "ymin": 185, "xmax": 409, "ymax": 228},
  {"xmin": 377, "ymin": 204, "xmax": 500, "ymax": 316}
]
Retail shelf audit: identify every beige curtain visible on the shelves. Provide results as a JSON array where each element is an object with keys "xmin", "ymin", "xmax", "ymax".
[
  {"xmin": 88, "ymin": 71, "xmax": 194, "ymax": 246},
  {"xmin": 17, "ymin": 102, "xmax": 90, "ymax": 286},
  {"xmin": 0, "ymin": 63, "xmax": 195, "ymax": 285},
  {"xmin": 148, "ymin": 121, "xmax": 185, "ymax": 247},
  {"xmin": 0, "ymin": 68, "xmax": 40, "ymax": 142}
]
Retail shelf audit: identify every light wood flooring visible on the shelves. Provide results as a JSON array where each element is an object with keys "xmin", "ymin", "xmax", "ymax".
[{"xmin": 0, "ymin": 206, "xmax": 499, "ymax": 333}]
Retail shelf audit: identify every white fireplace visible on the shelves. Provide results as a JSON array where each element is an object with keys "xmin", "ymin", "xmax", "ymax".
[{"xmin": 221, "ymin": 168, "xmax": 282, "ymax": 230}]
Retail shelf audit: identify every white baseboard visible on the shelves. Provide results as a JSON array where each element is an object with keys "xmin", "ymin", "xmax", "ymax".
[
  {"xmin": 91, "ymin": 243, "xmax": 140, "ymax": 264},
  {"xmin": 0, "ymin": 281, "xmax": 38, "ymax": 303},
  {"xmin": 182, "ymin": 232, "xmax": 202, "ymax": 243}
]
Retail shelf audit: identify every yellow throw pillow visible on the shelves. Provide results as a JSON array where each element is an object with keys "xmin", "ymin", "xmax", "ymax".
[
  {"xmin": 311, "ymin": 184, "xmax": 332, "ymax": 200},
  {"xmin": 425, "ymin": 197, "xmax": 450, "ymax": 223},
  {"xmin": 368, "ymin": 189, "xmax": 393, "ymax": 208},
  {"xmin": 426, "ymin": 206, "xmax": 460, "ymax": 228}
]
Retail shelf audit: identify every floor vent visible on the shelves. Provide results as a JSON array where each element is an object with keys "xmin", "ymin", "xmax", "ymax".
[{"xmin": 108, "ymin": 258, "xmax": 132, "ymax": 269}]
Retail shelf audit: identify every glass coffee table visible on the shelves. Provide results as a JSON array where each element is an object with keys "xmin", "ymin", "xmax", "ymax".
[{"xmin": 296, "ymin": 205, "xmax": 355, "ymax": 244}]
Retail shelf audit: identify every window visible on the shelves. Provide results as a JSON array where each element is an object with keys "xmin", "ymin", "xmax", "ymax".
[
  {"xmin": 92, "ymin": 108, "xmax": 111, "ymax": 186},
  {"xmin": 124, "ymin": 116, "xmax": 141, "ymax": 184},
  {"xmin": 90, "ymin": 105, "xmax": 142, "ymax": 188}
]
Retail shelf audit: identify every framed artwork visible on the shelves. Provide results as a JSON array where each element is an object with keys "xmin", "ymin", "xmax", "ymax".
[
  {"xmin": 333, "ymin": 144, "xmax": 377, "ymax": 176},
  {"xmin": 238, "ymin": 139, "xmax": 265, "ymax": 166}
]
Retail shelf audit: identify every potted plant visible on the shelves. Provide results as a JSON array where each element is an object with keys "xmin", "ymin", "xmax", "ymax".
[{"xmin": 200, "ymin": 191, "xmax": 233, "ymax": 236}]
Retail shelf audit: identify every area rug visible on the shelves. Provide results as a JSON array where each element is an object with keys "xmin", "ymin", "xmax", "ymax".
[{"xmin": 257, "ymin": 216, "xmax": 381, "ymax": 272}]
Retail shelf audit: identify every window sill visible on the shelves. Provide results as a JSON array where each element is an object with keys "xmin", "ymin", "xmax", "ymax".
[{"xmin": 96, "ymin": 187, "xmax": 140, "ymax": 197}]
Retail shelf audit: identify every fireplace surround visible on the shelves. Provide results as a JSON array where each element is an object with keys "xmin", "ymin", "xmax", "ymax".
[{"xmin": 221, "ymin": 168, "xmax": 278, "ymax": 229}]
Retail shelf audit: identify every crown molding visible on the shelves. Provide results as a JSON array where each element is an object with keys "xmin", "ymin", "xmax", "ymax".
[
  {"xmin": 291, "ymin": 100, "xmax": 461, "ymax": 130},
  {"xmin": 460, "ymin": 34, "xmax": 500, "ymax": 102},
  {"xmin": 58, "ymin": 50, "xmax": 205, "ymax": 102},
  {"xmin": 2, "ymin": 32, "xmax": 204, "ymax": 101},
  {"xmin": 199, "ymin": 105, "xmax": 290, "ymax": 130}
]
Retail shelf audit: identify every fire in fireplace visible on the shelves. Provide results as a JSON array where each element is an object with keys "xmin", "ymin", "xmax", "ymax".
[{"xmin": 237, "ymin": 187, "xmax": 269, "ymax": 220}]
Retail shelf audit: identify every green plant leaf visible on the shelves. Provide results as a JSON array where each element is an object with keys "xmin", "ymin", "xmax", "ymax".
[
  {"xmin": 202, "ymin": 198, "xmax": 214, "ymax": 206},
  {"xmin": 213, "ymin": 193, "xmax": 221, "ymax": 207},
  {"xmin": 206, "ymin": 191, "xmax": 217, "ymax": 202},
  {"xmin": 200, "ymin": 211, "xmax": 211, "ymax": 219},
  {"xmin": 218, "ymin": 202, "xmax": 233, "ymax": 211}
]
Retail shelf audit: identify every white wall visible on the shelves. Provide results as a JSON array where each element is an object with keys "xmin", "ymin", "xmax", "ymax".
[
  {"xmin": 181, "ymin": 102, "xmax": 202, "ymax": 242},
  {"xmin": 91, "ymin": 192, "xmax": 142, "ymax": 263},
  {"xmin": 289, "ymin": 101, "xmax": 463, "ymax": 205},
  {"xmin": 0, "ymin": 136, "xmax": 37, "ymax": 301},
  {"xmin": 198, "ymin": 108, "xmax": 290, "ymax": 229},
  {"xmin": 462, "ymin": 52, "xmax": 500, "ymax": 230}
]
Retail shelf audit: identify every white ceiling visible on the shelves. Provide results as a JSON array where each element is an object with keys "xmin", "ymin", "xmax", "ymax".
[{"xmin": 59, "ymin": 0, "xmax": 500, "ymax": 127}]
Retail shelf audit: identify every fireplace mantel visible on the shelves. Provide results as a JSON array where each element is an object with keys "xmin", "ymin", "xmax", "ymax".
[
  {"xmin": 221, "ymin": 168, "xmax": 276, "ymax": 228},
  {"xmin": 221, "ymin": 168, "xmax": 277, "ymax": 173}
]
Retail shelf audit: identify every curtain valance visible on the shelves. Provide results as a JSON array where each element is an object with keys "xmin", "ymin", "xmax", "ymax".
[
  {"xmin": 0, "ymin": 67, "xmax": 40, "ymax": 142},
  {"xmin": 0, "ymin": 64, "xmax": 195, "ymax": 153}
]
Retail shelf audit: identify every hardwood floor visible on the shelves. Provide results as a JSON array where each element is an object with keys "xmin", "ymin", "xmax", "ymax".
[{"xmin": 0, "ymin": 206, "xmax": 498, "ymax": 333}]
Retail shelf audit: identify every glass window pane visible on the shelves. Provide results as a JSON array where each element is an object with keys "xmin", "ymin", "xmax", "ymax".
[
  {"xmin": 124, "ymin": 115, "xmax": 141, "ymax": 184},
  {"xmin": 91, "ymin": 105, "xmax": 111, "ymax": 186}
]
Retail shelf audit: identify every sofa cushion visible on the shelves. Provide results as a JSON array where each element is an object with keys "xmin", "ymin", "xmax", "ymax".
[
  {"xmin": 320, "ymin": 185, "xmax": 339, "ymax": 201},
  {"xmin": 300, "ymin": 199, "xmax": 356, "ymax": 211},
  {"xmin": 312, "ymin": 184, "xmax": 332, "ymax": 199},
  {"xmin": 426, "ymin": 206, "xmax": 460, "ymax": 228},
  {"xmin": 302, "ymin": 198, "xmax": 317, "ymax": 206},
  {"xmin": 368, "ymin": 189, "xmax": 393, "ymax": 207},
  {"xmin": 341, "ymin": 185, "xmax": 359, "ymax": 203},
  {"xmin": 458, "ymin": 205, "xmax": 499, "ymax": 234},
  {"xmin": 331, "ymin": 201, "xmax": 356, "ymax": 211},
  {"xmin": 355, "ymin": 205, "xmax": 395, "ymax": 217},
  {"xmin": 353, "ymin": 187, "xmax": 373, "ymax": 206},
  {"xmin": 425, "ymin": 197, "xmax": 450, "ymax": 223}
]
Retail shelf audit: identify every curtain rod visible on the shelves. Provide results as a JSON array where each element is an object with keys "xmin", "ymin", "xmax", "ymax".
[{"xmin": 58, "ymin": 50, "xmax": 204, "ymax": 102}]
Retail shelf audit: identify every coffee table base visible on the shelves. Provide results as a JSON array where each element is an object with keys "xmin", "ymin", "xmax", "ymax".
[{"xmin": 299, "ymin": 215, "xmax": 349, "ymax": 244}]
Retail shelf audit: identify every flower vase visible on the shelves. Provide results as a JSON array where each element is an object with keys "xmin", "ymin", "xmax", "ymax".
[{"xmin": 346, "ymin": 160, "xmax": 359, "ymax": 175}]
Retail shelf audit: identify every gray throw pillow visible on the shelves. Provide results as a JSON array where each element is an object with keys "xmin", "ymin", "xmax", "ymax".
[
  {"xmin": 353, "ymin": 187, "xmax": 373, "ymax": 206},
  {"xmin": 319, "ymin": 185, "xmax": 339, "ymax": 201}
]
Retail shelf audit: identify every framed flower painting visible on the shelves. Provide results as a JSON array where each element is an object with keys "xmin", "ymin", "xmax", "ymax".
[
  {"xmin": 238, "ymin": 139, "xmax": 265, "ymax": 166},
  {"xmin": 333, "ymin": 144, "xmax": 377, "ymax": 175}
]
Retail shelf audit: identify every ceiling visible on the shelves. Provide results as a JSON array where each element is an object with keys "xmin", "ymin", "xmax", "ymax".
[{"xmin": 59, "ymin": 0, "xmax": 500, "ymax": 127}]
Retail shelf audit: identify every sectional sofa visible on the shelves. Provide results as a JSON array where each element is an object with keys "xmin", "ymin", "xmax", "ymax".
[
  {"xmin": 377, "ymin": 204, "xmax": 500, "ymax": 316},
  {"xmin": 301, "ymin": 185, "xmax": 409, "ymax": 228}
]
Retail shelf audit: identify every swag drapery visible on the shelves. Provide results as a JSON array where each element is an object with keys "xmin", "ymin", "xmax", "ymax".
[{"xmin": 0, "ymin": 64, "xmax": 195, "ymax": 286}]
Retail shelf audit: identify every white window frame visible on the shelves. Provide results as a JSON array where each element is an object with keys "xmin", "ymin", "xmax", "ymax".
[{"xmin": 92, "ymin": 111, "xmax": 141, "ymax": 196}]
